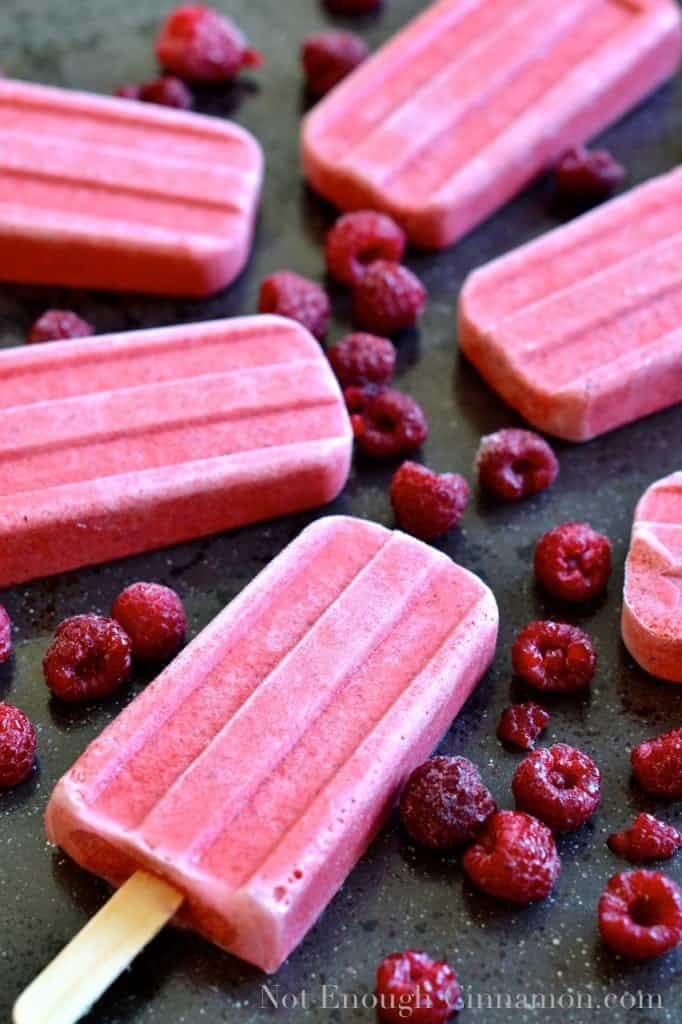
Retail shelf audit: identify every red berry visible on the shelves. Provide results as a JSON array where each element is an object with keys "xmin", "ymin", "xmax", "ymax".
[
  {"xmin": 327, "ymin": 332, "xmax": 395, "ymax": 388},
  {"xmin": 631, "ymin": 727, "xmax": 682, "ymax": 799},
  {"xmin": 390, "ymin": 462, "xmax": 469, "ymax": 541},
  {"xmin": 512, "ymin": 743, "xmax": 601, "ymax": 833},
  {"xmin": 609, "ymin": 814, "xmax": 681, "ymax": 863},
  {"xmin": 138, "ymin": 76, "xmax": 193, "ymax": 109},
  {"xmin": 497, "ymin": 702, "xmax": 550, "ymax": 751},
  {"xmin": 114, "ymin": 84, "xmax": 141, "ymax": 100},
  {"xmin": 598, "ymin": 870, "xmax": 682, "ymax": 960},
  {"xmin": 0, "ymin": 605, "xmax": 11, "ymax": 664},
  {"xmin": 534, "ymin": 522, "xmax": 612, "ymax": 602},
  {"xmin": 43, "ymin": 615, "xmax": 132, "ymax": 703},
  {"xmin": 350, "ymin": 387, "xmax": 428, "ymax": 457},
  {"xmin": 27, "ymin": 310, "xmax": 94, "ymax": 345},
  {"xmin": 0, "ymin": 704, "xmax": 36, "ymax": 788},
  {"xmin": 352, "ymin": 260, "xmax": 426, "ymax": 334},
  {"xmin": 462, "ymin": 810, "xmax": 561, "ymax": 904},
  {"xmin": 112, "ymin": 582, "xmax": 186, "ymax": 662},
  {"xmin": 375, "ymin": 950, "xmax": 463, "ymax": 1024},
  {"xmin": 555, "ymin": 146, "xmax": 625, "ymax": 204},
  {"xmin": 259, "ymin": 271, "xmax": 331, "ymax": 341},
  {"xmin": 325, "ymin": 211, "xmax": 406, "ymax": 287},
  {"xmin": 400, "ymin": 756, "xmax": 496, "ymax": 850},
  {"xmin": 156, "ymin": 4, "xmax": 262, "ymax": 83},
  {"xmin": 301, "ymin": 31, "xmax": 367, "ymax": 98},
  {"xmin": 511, "ymin": 620, "xmax": 596, "ymax": 694},
  {"xmin": 476, "ymin": 428, "xmax": 558, "ymax": 501}
]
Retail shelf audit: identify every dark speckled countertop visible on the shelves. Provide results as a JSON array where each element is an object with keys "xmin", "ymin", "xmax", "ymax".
[{"xmin": 1, "ymin": 2, "xmax": 681, "ymax": 1022}]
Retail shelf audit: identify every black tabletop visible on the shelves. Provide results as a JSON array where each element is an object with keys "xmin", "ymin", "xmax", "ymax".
[{"xmin": 1, "ymin": 2, "xmax": 681, "ymax": 1022}]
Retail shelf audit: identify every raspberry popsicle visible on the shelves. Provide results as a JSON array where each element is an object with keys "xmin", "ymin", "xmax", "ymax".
[
  {"xmin": 302, "ymin": 0, "xmax": 682, "ymax": 249},
  {"xmin": 459, "ymin": 167, "xmax": 682, "ymax": 441},
  {"xmin": 0, "ymin": 316, "xmax": 351, "ymax": 586},
  {"xmin": 0, "ymin": 78, "xmax": 262, "ymax": 296},
  {"xmin": 16, "ymin": 517, "xmax": 498, "ymax": 1022},
  {"xmin": 623, "ymin": 472, "xmax": 682, "ymax": 683}
]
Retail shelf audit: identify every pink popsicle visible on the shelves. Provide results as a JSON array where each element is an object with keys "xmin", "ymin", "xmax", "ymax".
[
  {"xmin": 302, "ymin": 0, "xmax": 682, "ymax": 249},
  {"xmin": 45, "ymin": 516, "xmax": 498, "ymax": 973},
  {"xmin": 622, "ymin": 472, "xmax": 682, "ymax": 683},
  {"xmin": 0, "ymin": 78, "xmax": 263, "ymax": 296},
  {"xmin": 0, "ymin": 316, "xmax": 351, "ymax": 586},
  {"xmin": 459, "ymin": 166, "xmax": 682, "ymax": 441}
]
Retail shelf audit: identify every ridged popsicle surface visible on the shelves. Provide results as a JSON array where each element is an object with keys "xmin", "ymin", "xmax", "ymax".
[{"xmin": 46, "ymin": 517, "xmax": 499, "ymax": 972}]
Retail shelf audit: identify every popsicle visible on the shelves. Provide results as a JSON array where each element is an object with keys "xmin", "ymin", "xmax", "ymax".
[
  {"xmin": 459, "ymin": 166, "xmax": 682, "ymax": 441},
  {"xmin": 302, "ymin": 0, "xmax": 682, "ymax": 249},
  {"xmin": 0, "ymin": 316, "xmax": 352, "ymax": 587},
  {"xmin": 0, "ymin": 78, "xmax": 263, "ymax": 296},
  {"xmin": 16, "ymin": 517, "xmax": 498, "ymax": 1022},
  {"xmin": 622, "ymin": 472, "xmax": 682, "ymax": 683}
]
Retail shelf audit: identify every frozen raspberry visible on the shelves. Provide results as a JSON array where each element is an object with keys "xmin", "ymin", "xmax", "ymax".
[
  {"xmin": 0, "ymin": 605, "xmax": 11, "ymax": 664},
  {"xmin": 476, "ymin": 428, "xmax": 559, "ymax": 501},
  {"xmin": 43, "ymin": 615, "xmax": 132, "ymax": 703},
  {"xmin": 400, "ymin": 756, "xmax": 496, "ymax": 850},
  {"xmin": 375, "ymin": 950, "xmax": 463, "ymax": 1024},
  {"xmin": 511, "ymin": 620, "xmax": 596, "ymax": 694},
  {"xmin": 462, "ymin": 810, "xmax": 560, "ymax": 904},
  {"xmin": 137, "ymin": 76, "xmax": 193, "ymax": 109},
  {"xmin": 631, "ymin": 727, "xmax": 682, "ymax": 799},
  {"xmin": 259, "ymin": 271, "xmax": 331, "ymax": 341},
  {"xmin": 156, "ymin": 5, "xmax": 262, "ymax": 83},
  {"xmin": 512, "ymin": 743, "xmax": 601, "ymax": 833},
  {"xmin": 27, "ymin": 310, "xmax": 94, "ymax": 345},
  {"xmin": 353, "ymin": 260, "xmax": 426, "ymax": 334},
  {"xmin": 325, "ymin": 211, "xmax": 406, "ymax": 288},
  {"xmin": 497, "ymin": 702, "xmax": 550, "ymax": 751},
  {"xmin": 112, "ymin": 582, "xmax": 186, "ymax": 662},
  {"xmin": 302, "ymin": 31, "xmax": 368, "ymax": 98},
  {"xmin": 609, "ymin": 814, "xmax": 681, "ymax": 863},
  {"xmin": 327, "ymin": 332, "xmax": 395, "ymax": 388},
  {"xmin": 0, "ymin": 704, "xmax": 36, "ymax": 788},
  {"xmin": 114, "ymin": 84, "xmax": 142, "ymax": 100},
  {"xmin": 598, "ymin": 870, "xmax": 682, "ymax": 960},
  {"xmin": 535, "ymin": 522, "xmax": 612, "ymax": 602},
  {"xmin": 390, "ymin": 462, "xmax": 469, "ymax": 541},
  {"xmin": 555, "ymin": 146, "xmax": 625, "ymax": 204},
  {"xmin": 351, "ymin": 387, "xmax": 428, "ymax": 457}
]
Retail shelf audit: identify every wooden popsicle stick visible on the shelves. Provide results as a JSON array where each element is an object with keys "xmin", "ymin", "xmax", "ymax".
[{"xmin": 13, "ymin": 870, "xmax": 184, "ymax": 1024}]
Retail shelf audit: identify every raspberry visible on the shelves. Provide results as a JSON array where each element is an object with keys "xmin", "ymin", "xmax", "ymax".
[
  {"xmin": 534, "ymin": 522, "xmax": 612, "ymax": 602},
  {"xmin": 462, "ymin": 810, "xmax": 561, "ymax": 904},
  {"xmin": 512, "ymin": 743, "xmax": 601, "ymax": 833},
  {"xmin": 0, "ymin": 605, "xmax": 11, "ymax": 664},
  {"xmin": 511, "ymin": 620, "xmax": 597, "ymax": 694},
  {"xmin": 327, "ymin": 332, "xmax": 395, "ymax": 388},
  {"xmin": 555, "ymin": 146, "xmax": 625, "ymax": 204},
  {"xmin": 399, "ymin": 756, "xmax": 496, "ymax": 850},
  {"xmin": 352, "ymin": 260, "xmax": 426, "ymax": 334},
  {"xmin": 497, "ymin": 702, "xmax": 550, "ymax": 751},
  {"xmin": 259, "ymin": 271, "xmax": 331, "ymax": 341},
  {"xmin": 112, "ymin": 582, "xmax": 186, "ymax": 662},
  {"xmin": 598, "ymin": 870, "xmax": 682, "ymax": 960},
  {"xmin": 390, "ymin": 462, "xmax": 469, "ymax": 541},
  {"xmin": 27, "ymin": 310, "xmax": 94, "ymax": 345},
  {"xmin": 43, "ymin": 615, "xmax": 132, "ymax": 703},
  {"xmin": 325, "ymin": 211, "xmax": 406, "ymax": 287},
  {"xmin": 0, "ymin": 704, "xmax": 36, "ymax": 788},
  {"xmin": 156, "ymin": 5, "xmax": 262, "ymax": 83},
  {"xmin": 631, "ymin": 727, "xmax": 682, "ymax": 799},
  {"xmin": 302, "ymin": 31, "xmax": 368, "ymax": 98},
  {"xmin": 138, "ymin": 76, "xmax": 193, "ymax": 109},
  {"xmin": 375, "ymin": 950, "xmax": 463, "ymax": 1024},
  {"xmin": 114, "ymin": 84, "xmax": 142, "ymax": 100},
  {"xmin": 476, "ymin": 428, "xmax": 559, "ymax": 501},
  {"xmin": 608, "ymin": 814, "xmax": 681, "ymax": 863},
  {"xmin": 350, "ymin": 387, "xmax": 428, "ymax": 457}
]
